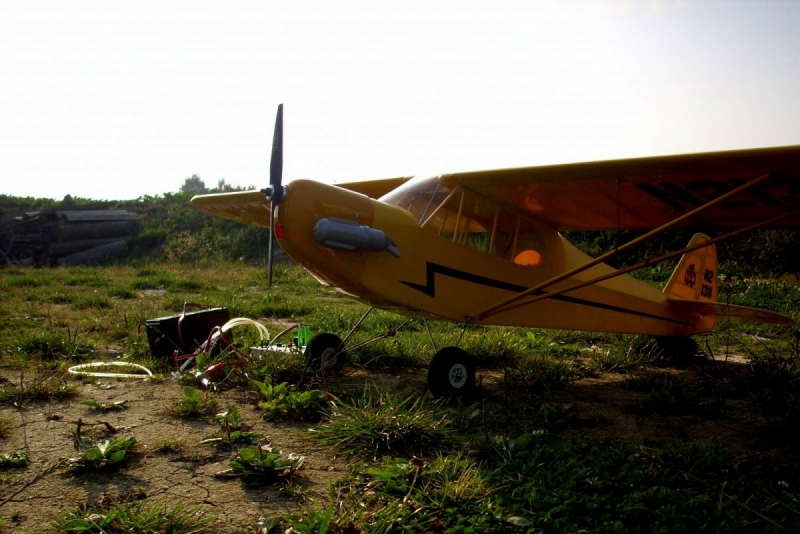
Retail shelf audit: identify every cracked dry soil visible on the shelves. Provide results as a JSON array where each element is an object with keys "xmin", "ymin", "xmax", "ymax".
[
  {"xmin": 0, "ymin": 376, "xmax": 347, "ymax": 533},
  {"xmin": 0, "ymin": 355, "xmax": 783, "ymax": 532}
]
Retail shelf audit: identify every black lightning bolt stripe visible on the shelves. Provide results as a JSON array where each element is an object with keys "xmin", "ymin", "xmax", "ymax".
[
  {"xmin": 400, "ymin": 261, "xmax": 690, "ymax": 326},
  {"xmin": 401, "ymin": 262, "xmax": 529, "ymax": 296}
]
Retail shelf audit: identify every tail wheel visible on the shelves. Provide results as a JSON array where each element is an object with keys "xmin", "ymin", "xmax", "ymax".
[
  {"xmin": 304, "ymin": 333, "xmax": 347, "ymax": 371},
  {"xmin": 428, "ymin": 346, "xmax": 476, "ymax": 398},
  {"xmin": 629, "ymin": 335, "xmax": 701, "ymax": 365}
]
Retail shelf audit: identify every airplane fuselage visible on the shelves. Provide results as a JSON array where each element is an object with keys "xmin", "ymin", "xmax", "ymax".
[{"xmin": 276, "ymin": 179, "xmax": 709, "ymax": 337}]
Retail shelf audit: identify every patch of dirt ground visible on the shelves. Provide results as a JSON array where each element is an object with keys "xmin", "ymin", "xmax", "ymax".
[
  {"xmin": 0, "ymin": 355, "xmax": 786, "ymax": 532},
  {"xmin": 0, "ymin": 375, "xmax": 348, "ymax": 533}
]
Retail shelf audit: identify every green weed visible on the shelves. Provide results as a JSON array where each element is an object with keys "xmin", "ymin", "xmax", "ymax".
[
  {"xmin": 203, "ymin": 405, "xmax": 260, "ymax": 449},
  {"xmin": 299, "ymin": 434, "xmax": 800, "ymax": 533},
  {"xmin": 286, "ymin": 454, "xmax": 494, "ymax": 533},
  {"xmin": 628, "ymin": 335, "xmax": 702, "ymax": 367},
  {"xmin": 131, "ymin": 278, "xmax": 166, "ymax": 290},
  {"xmin": 0, "ymin": 372, "xmax": 78, "ymax": 404},
  {"xmin": 70, "ymin": 436, "xmax": 137, "ymax": 471},
  {"xmin": 311, "ymin": 387, "xmax": 454, "ymax": 458},
  {"xmin": 51, "ymin": 497, "xmax": 215, "ymax": 533},
  {"xmin": 81, "ymin": 399, "xmax": 128, "ymax": 412},
  {"xmin": 107, "ymin": 286, "xmax": 136, "ymax": 299},
  {"xmin": 249, "ymin": 378, "xmax": 327, "ymax": 421},
  {"xmin": 47, "ymin": 292, "xmax": 76, "ymax": 304},
  {"xmin": 504, "ymin": 354, "xmax": 580, "ymax": 397},
  {"xmin": 6, "ymin": 276, "xmax": 46, "ymax": 288},
  {"xmin": 151, "ymin": 439, "xmax": 183, "ymax": 454},
  {"xmin": 622, "ymin": 373, "xmax": 725, "ymax": 417},
  {"xmin": 169, "ymin": 386, "xmax": 218, "ymax": 417},
  {"xmin": 0, "ymin": 451, "xmax": 29, "ymax": 468},
  {"xmin": 16, "ymin": 328, "xmax": 91, "ymax": 361},
  {"xmin": 0, "ymin": 418, "xmax": 11, "ymax": 439},
  {"xmin": 135, "ymin": 266, "xmax": 160, "ymax": 277},
  {"xmin": 74, "ymin": 295, "xmax": 112, "ymax": 310},
  {"xmin": 227, "ymin": 444, "xmax": 304, "ymax": 483}
]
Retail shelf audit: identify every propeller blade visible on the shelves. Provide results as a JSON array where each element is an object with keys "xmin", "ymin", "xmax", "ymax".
[
  {"xmin": 266, "ymin": 104, "xmax": 283, "ymax": 288},
  {"xmin": 270, "ymin": 104, "xmax": 283, "ymax": 187},
  {"xmin": 267, "ymin": 202, "xmax": 277, "ymax": 288}
]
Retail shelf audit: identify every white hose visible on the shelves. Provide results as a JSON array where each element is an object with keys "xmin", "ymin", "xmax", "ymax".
[
  {"xmin": 219, "ymin": 317, "xmax": 270, "ymax": 342},
  {"xmin": 67, "ymin": 361, "xmax": 153, "ymax": 379}
]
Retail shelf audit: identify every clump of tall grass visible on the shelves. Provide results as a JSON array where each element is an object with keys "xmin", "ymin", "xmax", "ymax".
[
  {"xmin": 288, "ymin": 435, "xmax": 800, "ymax": 533},
  {"xmin": 0, "ymin": 371, "xmax": 78, "ymax": 404},
  {"xmin": 16, "ymin": 328, "xmax": 91, "ymax": 361},
  {"xmin": 51, "ymin": 497, "xmax": 216, "ymax": 533},
  {"xmin": 311, "ymin": 387, "xmax": 454, "ymax": 458}
]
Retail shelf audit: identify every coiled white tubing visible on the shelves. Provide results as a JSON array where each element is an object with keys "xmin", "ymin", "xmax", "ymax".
[
  {"xmin": 67, "ymin": 361, "xmax": 153, "ymax": 379},
  {"xmin": 219, "ymin": 317, "xmax": 270, "ymax": 342}
]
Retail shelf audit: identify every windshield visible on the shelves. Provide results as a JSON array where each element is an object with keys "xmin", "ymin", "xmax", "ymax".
[{"xmin": 380, "ymin": 175, "xmax": 444, "ymax": 224}]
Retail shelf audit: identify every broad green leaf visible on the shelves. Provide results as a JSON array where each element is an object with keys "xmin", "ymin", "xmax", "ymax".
[
  {"xmin": 59, "ymin": 518, "xmax": 92, "ymax": 530},
  {"xmin": 272, "ymin": 382, "xmax": 288, "ymax": 397},
  {"xmin": 108, "ymin": 450, "xmax": 127, "ymax": 464},
  {"xmin": 82, "ymin": 448, "xmax": 103, "ymax": 461},
  {"xmin": 507, "ymin": 516, "xmax": 533, "ymax": 527}
]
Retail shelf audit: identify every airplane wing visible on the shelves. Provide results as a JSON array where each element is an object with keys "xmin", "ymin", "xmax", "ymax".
[
  {"xmin": 190, "ymin": 190, "xmax": 271, "ymax": 229},
  {"xmin": 447, "ymin": 145, "xmax": 800, "ymax": 231},
  {"xmin": 190, "ymin": 178, "xmax": 412, "ymax": 226},
  {"xmin": 335, "ymin": 177, "xmax": 412, "ymax": 199}
]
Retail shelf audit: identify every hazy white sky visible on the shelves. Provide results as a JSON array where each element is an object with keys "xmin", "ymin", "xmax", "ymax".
[{"xmin": 1, "ymin": 1, "xmax": 799, "ymax": 200}]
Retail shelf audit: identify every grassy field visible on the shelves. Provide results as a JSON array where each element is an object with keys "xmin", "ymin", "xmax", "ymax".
[{"xmin": 1, "ymin": 262, "xmax": 799, "ymax": 532}]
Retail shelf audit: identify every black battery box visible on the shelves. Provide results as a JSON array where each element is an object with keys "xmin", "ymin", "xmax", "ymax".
[{"xmin": 145, "ymin": 307, "xmax": 230, "ymax": 360}]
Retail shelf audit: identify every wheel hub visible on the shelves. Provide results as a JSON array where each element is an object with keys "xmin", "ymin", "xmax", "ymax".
[
  {"xmin": 448, "ymin": 364, "xmax": 468, "ymax": 388},
  {"xmin": 320, "ymin": 347, "xmax": 338, "ymax": 367}
]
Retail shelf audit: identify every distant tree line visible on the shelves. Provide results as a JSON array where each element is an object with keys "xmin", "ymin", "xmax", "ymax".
[{"xmin": 2, "ymin": 174, "xmax": 800, "ymax": 274}]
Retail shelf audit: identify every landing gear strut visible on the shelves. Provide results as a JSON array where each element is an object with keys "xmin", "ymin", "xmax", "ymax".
[
  {"xmin": 427, "ymin": 346, "xmax": 476, "ymax": 398},
  {"xmin": 305, "ymin": 309, "xmax": 477, "ymax": 398}
]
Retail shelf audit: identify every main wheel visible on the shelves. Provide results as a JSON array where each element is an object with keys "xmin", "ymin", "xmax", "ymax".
[
  {"xmin": 428, "ymin": 346, "xmax": 476, "ymax": 398},
  {"xmin": 304, "ymin": 333, "xmax": 347, "ymax": 371}
]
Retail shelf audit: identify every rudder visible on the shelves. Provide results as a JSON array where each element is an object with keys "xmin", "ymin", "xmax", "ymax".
[{"xmin": 663, "ymin": 233, "xmax": 717, "ymax": 302}]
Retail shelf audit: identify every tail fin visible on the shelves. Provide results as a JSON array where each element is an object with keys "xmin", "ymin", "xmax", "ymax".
[
  {"xmin": 664, "ymin": 233, "xmax": 717, "ymax": 301},
  {"xmin": 664, "ymin": 233, "xmax": 792, "ymax": 333}
]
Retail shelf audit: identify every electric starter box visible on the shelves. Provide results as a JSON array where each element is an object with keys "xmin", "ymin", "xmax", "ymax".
[{"xmin": 146, "ymin": 307, "xmax": 230, "ymax": 360}]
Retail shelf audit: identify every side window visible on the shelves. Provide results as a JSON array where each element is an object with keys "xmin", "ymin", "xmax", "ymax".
[
  {"xmin": 421, "ymin": 189, "xmax": 490, "ymax": 253},
  {"xmin": 489, "ymin": 208, "xmax": 516, "ymax": 261},
  {"xmin": 513, "ymin": 220, "xmax": 545, "ymax": 266},
  {"xmin": 412, "ymin": 180, "xmax": 545, "ymax": 264}
]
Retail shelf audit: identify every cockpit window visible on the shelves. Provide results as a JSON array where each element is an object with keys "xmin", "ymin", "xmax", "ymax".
[
  {"xmin": 382, "ymin": 176, "xmax": 545, "ymax": 264},
  {"xmin": 380, "ymin": 175, "xmax": 443, "ymax": 224}
]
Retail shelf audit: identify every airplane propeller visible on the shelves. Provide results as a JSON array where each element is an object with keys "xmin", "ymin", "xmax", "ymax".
[{"xmin": 261, "ymin": 104, "xmax": 286, "ymax": 288}]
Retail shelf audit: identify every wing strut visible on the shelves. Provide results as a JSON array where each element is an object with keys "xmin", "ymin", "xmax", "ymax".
[
  {"xmin": 476, "ymin": 208, "xmax": 800, "ymax": 320},
  {"xmin": 472, "ymin": 172, "xmax": 774, "ymax": 321}
]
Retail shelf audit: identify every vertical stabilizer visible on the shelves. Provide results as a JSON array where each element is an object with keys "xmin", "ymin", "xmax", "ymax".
[{"xmin": 663, "ymin": 233, "xmax": 718, "ymax": 302}]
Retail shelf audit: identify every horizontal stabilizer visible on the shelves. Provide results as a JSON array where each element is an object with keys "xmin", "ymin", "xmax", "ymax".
[
  {"xmin": 669, "ymin": 297, "xmax": 793, "ymax": 326},
  {"xmin": 190, "ymin": 191, "xmax": 271, "ymax": 229}
]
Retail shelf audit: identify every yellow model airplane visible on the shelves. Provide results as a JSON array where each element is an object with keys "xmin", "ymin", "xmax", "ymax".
[{"xmin": 192, "ymin": 105, "xmax": 800, "ymax": 397}]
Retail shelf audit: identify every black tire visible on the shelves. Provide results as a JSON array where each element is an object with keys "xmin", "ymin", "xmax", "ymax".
[
  {"xmin": 427, "ymin": 346, "xmax": 476, "ymax": 398},
  {"xmin": 304, "ymin": 333, "xmax": 346, "ymax": 371},
  {"xmin": 630, "ymin": 335, "xmax": 700, "ymax": 366}
]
